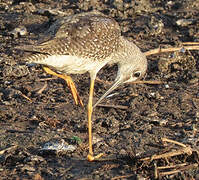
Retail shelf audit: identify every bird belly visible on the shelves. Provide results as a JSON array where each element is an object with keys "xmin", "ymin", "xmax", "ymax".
[{"xmin": 39, "ymin": 55, "xmax": 108, "ymax": 75}]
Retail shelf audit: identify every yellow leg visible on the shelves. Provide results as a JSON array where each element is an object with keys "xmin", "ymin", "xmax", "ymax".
[
  {"xmin": 87, "ymin": 78, "xmax": 103, "ymax": 161},
  {"xmin": 43, "ymin": 66, "xmax": 83, "ymax": 106}
]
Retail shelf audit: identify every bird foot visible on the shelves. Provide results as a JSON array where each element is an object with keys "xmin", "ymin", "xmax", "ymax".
[{"xmin": 87, "ymin": 153, "xmax": 103, "ymax": 162}]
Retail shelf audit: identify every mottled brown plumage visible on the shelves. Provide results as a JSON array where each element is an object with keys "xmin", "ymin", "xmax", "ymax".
[
  {"xmin": 21, "ymin": 11, "xmax": 120, "ymax": 62},
  {"xmin": 17, "ymin": 11, "xmax": 148, "ymax": 161}
]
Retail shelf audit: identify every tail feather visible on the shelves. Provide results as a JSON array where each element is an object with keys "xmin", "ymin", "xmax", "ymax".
[
  {"xmin": 15, "ymin": 44, "xmax": 49, "ymax": 63},
  {"xmin": 15, "ymin": 44, "xmax": 48, "ymax": 54},
  {"xmin": 25, "ymin": 53, "xmax": 49, "ymax": 63}
]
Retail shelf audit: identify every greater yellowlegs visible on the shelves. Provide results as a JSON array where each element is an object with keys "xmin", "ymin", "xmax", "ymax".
[{"xmin": 17, "ymin": 11, "xmax": 147, "ymax": 161}]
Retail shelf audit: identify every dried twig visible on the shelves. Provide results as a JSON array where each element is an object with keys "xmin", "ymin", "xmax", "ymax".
[
  {"xmin": 111, "ymin": 174, "xmax": 134, "ymax": 180},
  {"xmin": 141, "ymin": 138, "xmax": 193, "ymax": 161},
  {"xmin": 182, "ymin": 42, "xmax": 199, "ymax": 45},
  {"xmin": 144, "ymin": 44, "xmax": 199, "ymax": 57},
  {"xmin": 141, "ymin": 146, "xmax": 192, "ymax": 161},
  {"xmin": 131, "ymin": 80, "xmax": 163, "ymax": 85},
  {"xmin": 96, "ymin": 104, "xmax": 128, "ymax": 110},
  {"xmin": 162, "ymin": 137, "xmax": 186, "ymax": 148},
  {"xmin": 36, "ymin": 77, "xmax": 57, "ymax": 82},
  {"xmin": 20, "ymin": 92, "xmax": 32, "ymax": 102},
  {"xmin": 157, "ymin": 163, "xmax": 187, "ymax": 170},
  {"xmin": 0, "ymin": 145, "xmax": 18, "ymax": 155},
  {"xmin": 97, "ymin": 77, "xmax": 163, "ymax": 85},
  {"xmin": 158, "ymin": 163, "xmax": 198, "ymax": 177},
  {"xmin": 37, "ymin": 81, "xmax": 48, "ymax": 94},
  {"xmin": 140, "ymin": 138, "xmax": 196, "ymax": 178},
  {"xmin": 96, "ymin": 77, "xmax": 111, "ymax": 85}
]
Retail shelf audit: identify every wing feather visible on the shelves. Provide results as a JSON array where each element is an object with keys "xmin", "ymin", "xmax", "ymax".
[{"xmin": 17, "ymin": 11, "xmax": 121, "ymax": 61}]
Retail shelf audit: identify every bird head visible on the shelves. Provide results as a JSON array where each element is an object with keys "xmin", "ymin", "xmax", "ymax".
[{"xmin": 93, "ymin": 40, "xmax": 147, "ymax": 108}]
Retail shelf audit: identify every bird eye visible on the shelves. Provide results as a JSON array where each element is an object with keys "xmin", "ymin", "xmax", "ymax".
[{"xmin": 134, "ymin": 71, "xmax": 141, "ymax": 78}]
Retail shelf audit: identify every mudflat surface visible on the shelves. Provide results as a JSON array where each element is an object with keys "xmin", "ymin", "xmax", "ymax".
[{"xmin": 0, "ymin": 0, "xmax": 199, "ymax": 179}]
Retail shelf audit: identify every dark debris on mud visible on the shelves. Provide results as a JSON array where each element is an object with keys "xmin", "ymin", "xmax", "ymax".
[{"xmin": 0, "ymin": 0, "xmax": 199, "ymax": 179}]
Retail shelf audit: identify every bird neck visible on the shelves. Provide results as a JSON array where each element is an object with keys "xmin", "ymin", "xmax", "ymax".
[{"xmin": 108, "ymin": 37, "xmax": 142, "ymax": 66}]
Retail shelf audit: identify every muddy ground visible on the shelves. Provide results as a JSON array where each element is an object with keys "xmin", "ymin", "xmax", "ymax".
[{"xmin": 0, "ymin": 0, "xmax": 199, "ymax": 179}]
